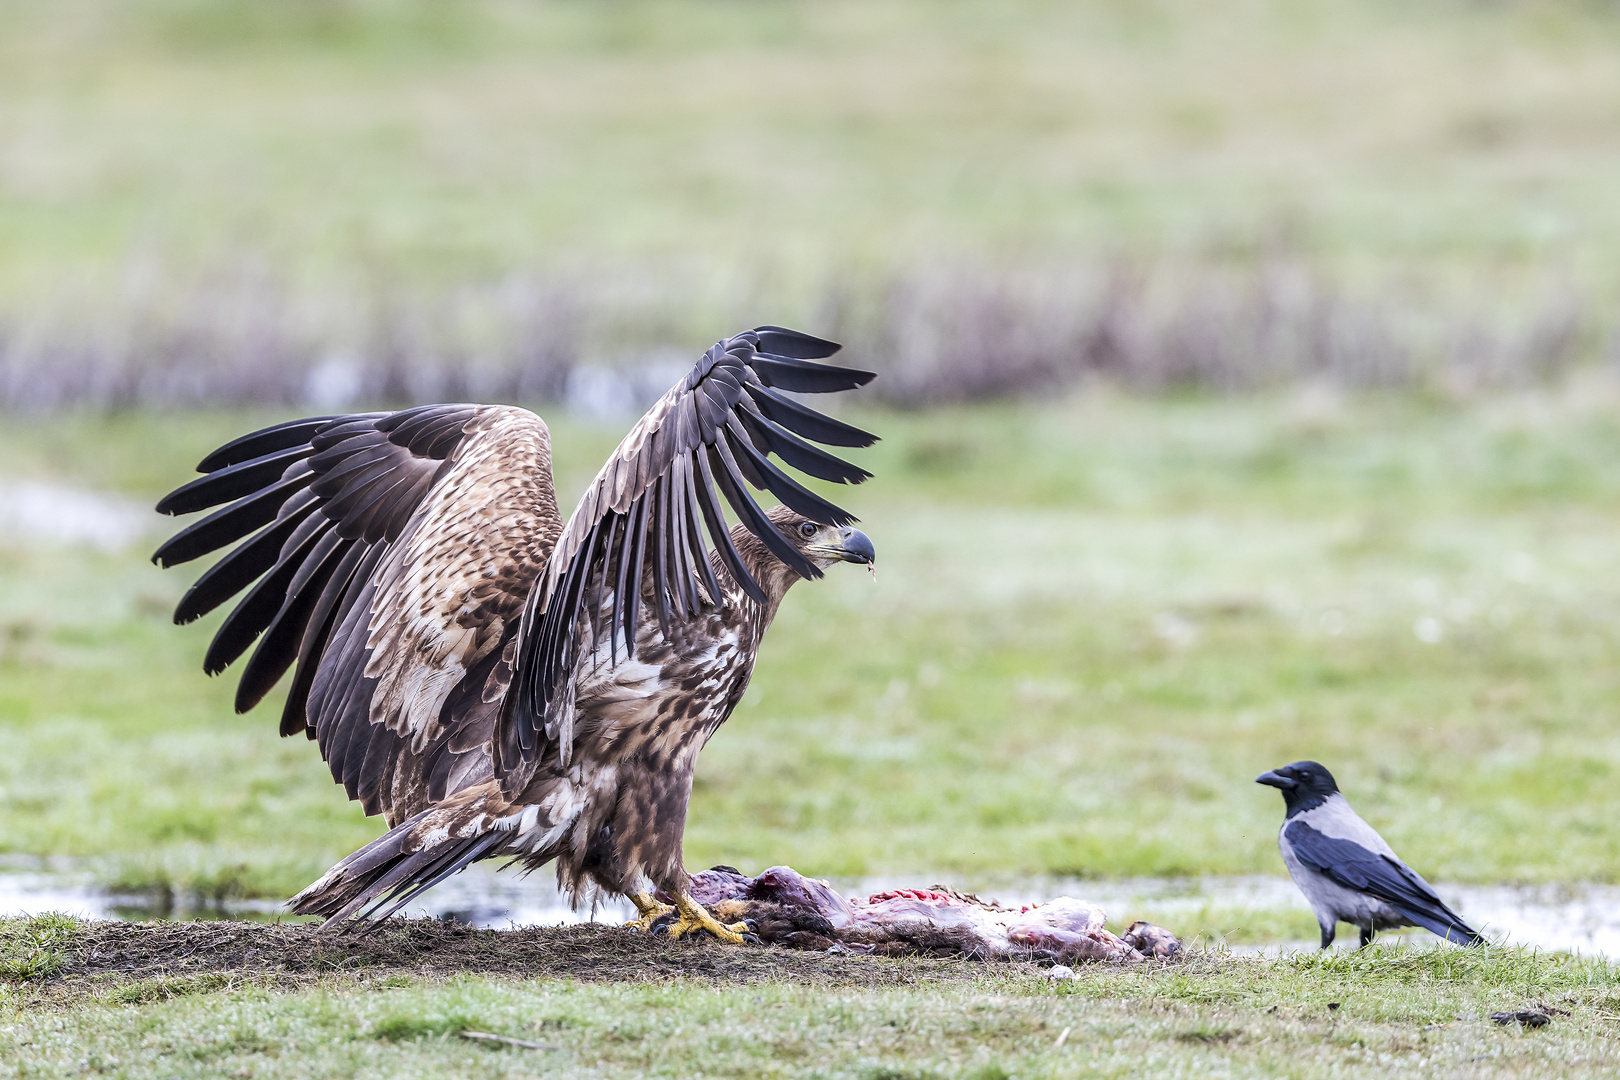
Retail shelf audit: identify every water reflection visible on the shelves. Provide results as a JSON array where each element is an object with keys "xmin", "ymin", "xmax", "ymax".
[
  {"xmin": 971, "ymin": 875, "xmax": 1620, "ymax": 958},
  {"xmin": 4, "ymin": 864, "xmax": 1618, "ymax": 958},
  {"xmin": 0, "ymin": 483, "xmax": 151, "ymax": 551},
  {"xmin": 0, "ymin": 862, "xmax": 633, "ymax": 927}
]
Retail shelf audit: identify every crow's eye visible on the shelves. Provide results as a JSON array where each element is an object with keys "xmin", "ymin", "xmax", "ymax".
[{"xmin": 798, "ymin": 521, "xmax": 817, "ymax": 538}]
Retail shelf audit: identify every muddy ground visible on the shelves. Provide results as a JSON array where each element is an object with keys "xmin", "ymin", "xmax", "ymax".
[{"xmin": 12, "ymin": 919, "xmax": 1051, "ymax": 1006}]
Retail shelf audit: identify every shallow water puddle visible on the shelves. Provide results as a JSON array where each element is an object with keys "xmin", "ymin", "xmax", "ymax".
[
  {"xmin": 0, "ymin": 482, "xmax": 152, "ymax": 551},
  {"xmin": 4, "ymin": 865, "xmax": 1618, "ymax": 957},
  {"xmin": 1008, "ymin": 876, "xmax": 1620, "ymax": 958},
  {"xmin": 0, "ymin": 862, "xmax": 634, "ymax": 928}
]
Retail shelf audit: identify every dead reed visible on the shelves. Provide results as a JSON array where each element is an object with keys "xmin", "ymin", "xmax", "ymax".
[{"xmin": 0, "ymin": 260, "xmax": 1601, "ymax": 411}]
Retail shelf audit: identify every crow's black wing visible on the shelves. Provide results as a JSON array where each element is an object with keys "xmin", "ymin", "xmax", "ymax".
[{"xmin": 1284, "ymin": 820, "xmax": 1482, "ymax": 945}]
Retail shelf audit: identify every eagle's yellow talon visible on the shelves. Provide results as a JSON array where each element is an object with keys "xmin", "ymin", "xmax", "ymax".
[
  {"xmin": 627, "ymin": 890, "xmax": 675, "ymax": 931},
  {"xmin": 629, "ymin": 908, "xmax": 675, "ymax": 931},
  {"xmin": 656, "ymin": 893, "xmax": 759, "ymax": 945}
]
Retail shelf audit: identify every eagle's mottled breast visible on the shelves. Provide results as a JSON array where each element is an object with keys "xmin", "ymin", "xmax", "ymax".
[
  {"xmin": 514, "ymin": 574, "xmax": 770, "ymax": 892},
  {"xmin": 568, "ymin": 583, "xmax": 764, "ymax": 772}
]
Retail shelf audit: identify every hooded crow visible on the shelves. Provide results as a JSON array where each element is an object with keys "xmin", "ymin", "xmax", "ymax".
[{"xmin": 1256, "ymin": 761, "xmax": 1483, "ymax": 949}]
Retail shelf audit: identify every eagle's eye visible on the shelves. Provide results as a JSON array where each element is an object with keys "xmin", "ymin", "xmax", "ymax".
[{"xmin": 797, "ymin": 521, "xmax": 817, "ymax": 538}]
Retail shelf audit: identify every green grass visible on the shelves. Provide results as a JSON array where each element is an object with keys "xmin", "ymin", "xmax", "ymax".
[
  {"xmin": 0, "ymin": 914, "xmax": 78, "ymax": 981},
  {"xmin": 8, "ymin": 4, "xmax": 1620, "ymax": 1073},
  {"xmin": 5, "ymin": 939, "xmax": 1620, "ymax": 1079},
  {"xmin": 2, "ymin": 0, "xmax": 1619, "ymax": 315},
  {"xmin": 8, "ymin": 393, "xmax": 1620, "ymax": 1077},
  {"xmin": 5, "ymin": 389, "xmax": 1620, "ymax": 906}
]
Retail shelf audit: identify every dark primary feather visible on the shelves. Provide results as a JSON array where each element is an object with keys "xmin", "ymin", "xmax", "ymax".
[
  {"xmin": 234, "ymin": 530, "xmax": 349, "ymax": 712},
  {"xmin": 195, "ymin": 416, "xmax": 346, "ymax": 474},
  {"xmin": 693, "ymin": 446, "xmax": 762, "ymax": 599},
  {"xmin": 171, "ymin": 508, "xmax": 315, "ymax": 625},
  {"xmin": 725, "ymin": 415, "xmax": 856, "ymax": 524},
  {"xmin": 502, "ymin": 326, "xmax": 876, "ymax": 779},
  {"xmin": 202, "ymin": 515, "xmax": 331, "ymax": 677},
  {"xmin": 1284, "ymin": 821, "xmax": 1483, "ymax": 945},
  {"xmin": 745, "ymin": 382, "xmax": 877, "ymax": 447},
  {"xmin": 751, "ymin": 355, "xmax": 875, "ymax": 393},
  {"xmin": 151, "ymin": 467, "xmax": 316, "ymax": 568},
  {"xmin": 156, "ymin": 446, "xmax": 310, "ymax": 516},
  {"xmin": 737, "ymin": 405, "xmax": 872, "ymax": 484},
  {"xmin": 152, "ymin": 404, "xmax": 484, "ymax": 733},
  {"xmin": 751, "ymin": 325, "xmax": 843, "ymax": 359},
  {"xmin": 278, "ymin": 541, "xmax": 370, "ymax": 738}
]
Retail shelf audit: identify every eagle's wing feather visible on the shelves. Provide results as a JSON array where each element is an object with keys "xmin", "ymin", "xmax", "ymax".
[
  {"xmin": 500, "ymin": 326, "xmax": 876, "ymax": 781},
  {"xmin": 155, "ymin": 403, "xmax": 562, "ymax": 821}
]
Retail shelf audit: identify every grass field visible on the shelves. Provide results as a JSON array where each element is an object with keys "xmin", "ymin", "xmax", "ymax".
[
  {"xmin": 9, "ymin": 2, "xmax": 1620, "ymax": 1076},
  {"xmin": 5, "ymin": 915, "xmax": 1620, "ymax": 1079},
  {"xmin": 4, "ymin": 0, "xmax": 1620, "ymax": 401},
  {"xmin": 5, "ymin": 388, "xmax": 1620, "ymax": 921},
  {"xmin": 8, "ymin": 389, "xmax": 1620, "ymax": 1076},
  {"xmin": 5, "ymin": 0, "xmax": 1618, "ymax": 284}
]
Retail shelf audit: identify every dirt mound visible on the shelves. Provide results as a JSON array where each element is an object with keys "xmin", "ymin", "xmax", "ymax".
[{"xmin": 22, "ymin": 918, "xmax": 1028, "ymax": 1000}]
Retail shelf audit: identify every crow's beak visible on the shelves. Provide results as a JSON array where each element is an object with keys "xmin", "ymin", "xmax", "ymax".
[
  {"xmin": 831, "ymin": 527, "xmax": 875, "ymax": 565},
  {"xmin": 1255, "ymin": 770, "xmax": 1297, "ymax": 790}
]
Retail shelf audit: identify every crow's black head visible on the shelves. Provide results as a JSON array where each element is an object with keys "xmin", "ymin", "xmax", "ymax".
[{"xmin": 1255, "ymin": 760, "xmax": 1339, "ymax": 816}]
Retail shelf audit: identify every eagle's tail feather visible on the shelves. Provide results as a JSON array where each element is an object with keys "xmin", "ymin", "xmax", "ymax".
[{"xmin": 290, "ymin": 796, "xmax": 513, "ymax": 931}]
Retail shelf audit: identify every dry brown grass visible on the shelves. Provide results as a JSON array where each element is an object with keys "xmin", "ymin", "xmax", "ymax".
[{"xmin": 0, "ymin": 260, "xmax": 1598, "ymax": 410}]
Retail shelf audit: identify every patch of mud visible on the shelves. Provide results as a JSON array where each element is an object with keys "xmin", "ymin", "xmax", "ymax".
[{"xmin": 18, "ymin": 919, "xmax": 1041, "ymax": 1004}]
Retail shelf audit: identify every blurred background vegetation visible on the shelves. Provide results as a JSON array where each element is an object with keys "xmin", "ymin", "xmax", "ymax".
[
  {"xmin": 2, "ymin": 0, "xmax": 1618, "ymax": 406},
  {"xmin": 4, "ymin": 0, "xmax": 1620, "ymax": 927}
]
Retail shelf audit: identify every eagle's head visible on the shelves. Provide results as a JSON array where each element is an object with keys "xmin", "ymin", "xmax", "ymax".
[
  {"xmin": 733, "ymin": 506, "xmax": 876, "ymax": 600},
  {"xmin": 779, "ymin": 508, "xmax": 877, "ymax": 573}
]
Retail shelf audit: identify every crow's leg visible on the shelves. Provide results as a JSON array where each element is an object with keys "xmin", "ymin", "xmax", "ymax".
[
  {"xmin": 1358, "ymin": 926, "xmax": 1374, "ymax": 949},
  {"xmin": 655, "ymin": 890, "xmax": 760, "ymax": 945},
  {"xmin": 1319, "ymin": 924, "xmax": 1336, "ymax": 950},
  {"xmin": 626, "ymin": 890, "xmax": 674, "ymax": 931}
]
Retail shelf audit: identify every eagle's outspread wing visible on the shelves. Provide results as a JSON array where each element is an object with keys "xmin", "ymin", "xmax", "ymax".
[
  {"xmin": 154, "ymin": 403, "xmax": 561, "ymax": 823},
  {"xmin": 155, "ymin": 326, "xmax": 877, "ymax": 935},
  {"xmin": 502, "ymin": 326, "xmax": 876, "ymax": 779}
]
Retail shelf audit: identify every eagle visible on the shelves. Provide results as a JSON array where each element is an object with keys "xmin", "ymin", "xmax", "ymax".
[{"xmin": 153, "ymin": 326, "xmax": 878, "ymax": 943}]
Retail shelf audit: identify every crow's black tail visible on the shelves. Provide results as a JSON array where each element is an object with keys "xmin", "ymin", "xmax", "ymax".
[
  {"xmin": 1400, "ymin": 902, "xmax": 1485, "ymax": 947},
  {"xmin": 289, "ymin": 788, "xmax": 515, "ymax": 931}
]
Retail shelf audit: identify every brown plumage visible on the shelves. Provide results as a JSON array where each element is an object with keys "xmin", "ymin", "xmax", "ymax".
[{"xmin": 154, "ymin": 327, "xmax": 878, "ymax": 938}]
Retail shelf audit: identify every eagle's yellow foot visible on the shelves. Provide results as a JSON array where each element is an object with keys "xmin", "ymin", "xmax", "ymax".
[
  {"xmin": 626, "ymin": 890, "xmax": 674, "ymax": 931},
  {"xmin": 654, "ymin": 892, "xmax": 760, "ymax": 945}
]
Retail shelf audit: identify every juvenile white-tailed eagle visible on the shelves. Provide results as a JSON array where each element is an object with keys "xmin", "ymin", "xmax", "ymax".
[{"xmin": 154, "ymin": 327, "xmax": 877, "ymax": 942}]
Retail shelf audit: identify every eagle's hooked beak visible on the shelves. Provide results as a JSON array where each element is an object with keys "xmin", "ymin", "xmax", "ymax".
[
  {"xmin": 1255, "ymin": 770, "xmax": 1297, "ymax": 790},
  {"xmin": 809, "ymin": 526, "xmax": 876, "ymax": 568},
  {"xmin": 833, "ymin": 527, "xmax": 875, "ymax": 566}
]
